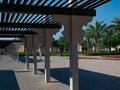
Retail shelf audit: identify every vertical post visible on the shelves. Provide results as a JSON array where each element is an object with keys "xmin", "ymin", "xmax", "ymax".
[
  {"xmin": 16, "ymin": 43, "xmax": 19, "ymax": 63},
  {"xmin": 25, "ymin": 38, "xmax": 29, "ymax": 70},
  {"xmin": 44, "ymin": 29, "xmax": 50, "ymax": 82},
  {"xmin": 32, "ymin": 35, "xmax": 37, "ymax": 75},
  {"xmin": 53, "ymin": 14, "xmax": 93, "ymax": 90},
  {"xmin": 45, "ymin": 44, "xmax": 50, "ymax": 82},
  {"xmin": 16, "ymin": 48, "xmax": 19, "ymax": 62},
  {"xmin": 70, "ymin": 43, "xmax": 79, "ymax": 90},
  {"xmin": 25, "ymin": 49, "xmax": 29, "ymax": 70},
  {"xmin": 70, "ymin": 16, "xmax": 79, "ymax": 90}
]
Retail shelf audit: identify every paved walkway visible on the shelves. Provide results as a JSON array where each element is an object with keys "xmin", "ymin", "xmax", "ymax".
[{"xmin": 1, "ymin": 55, "xmax": 120, "ymax": 90}]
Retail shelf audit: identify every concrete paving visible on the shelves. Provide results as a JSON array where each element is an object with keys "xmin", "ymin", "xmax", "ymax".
[{"xmin": 1, "ymin": 55, "xmax": 120, "ymax": 90}]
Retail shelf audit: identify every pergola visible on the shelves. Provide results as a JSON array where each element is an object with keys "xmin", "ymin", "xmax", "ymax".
[{"xmin": 0, "ymin": 0, "xmax": 110, "ymax": 90}]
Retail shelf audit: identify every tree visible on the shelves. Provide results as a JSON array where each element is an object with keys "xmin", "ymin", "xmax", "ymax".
[
  {"xmin": 102, "ymin": 36, "xmax": 117, "ymax": 51},
  {"xmin": 84, "ymin": 29, "xmax": 93, "ymax": 51},
  {"xmin": 101, "ymin": 25, "xmax": 115, "ymax": 51},
  {"xmin": 52, "ymin": 36, "xmax": 69, "ymax": 56},
  {"xmin": 111, "ymin": 17, "xmax": 120, "ymax": 31},
  {"xmin": 80, "ymin": 39, "xmax": 87, "ymax": 52},
  {"xmin": 80, "ymin": 37, "xmax": 95, "ymax": 52},
  {"xmin": 84, "ymin": 21, "xmax": 106, "ymax": 52}
]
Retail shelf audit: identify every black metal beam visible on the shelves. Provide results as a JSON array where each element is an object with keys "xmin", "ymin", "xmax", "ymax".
[
  {"xmin": 0, "ymin": 35, "xmax": 25, "ymax": 38},
  {"xmin": 0, "ymin": 22, "xmax": 61, "ymax": 28},
  {"xmin": 0, "ymin": 31, "xmax": 37, "ymax": 34},
  {"xmin": 0, "ymin": 40, "xmax": 22, "ymax": 48},
  {"xmin": 0, "ymin": 40, "xmax": 22, "ymax": 42},
  {"xmin": 0, "ymin": 43, "xmax": 11, "ymax": 48},
  {"xmin": 0, "ymin": 4, "xmax": 96, "ymax": 16}
]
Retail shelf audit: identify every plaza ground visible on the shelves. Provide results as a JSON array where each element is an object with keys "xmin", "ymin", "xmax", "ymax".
[{"xmin": 0, "ymin": 55, "xmax": 120, "ymax": 90}]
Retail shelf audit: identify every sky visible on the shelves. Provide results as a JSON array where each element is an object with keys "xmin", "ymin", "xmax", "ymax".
[
  {"xmin": 53, "ymin": 0, "xmax": 120, "ymax": 39},
  {"xmin": 92, "ymin": 0, "xmax": 120, "ymax": 24}
]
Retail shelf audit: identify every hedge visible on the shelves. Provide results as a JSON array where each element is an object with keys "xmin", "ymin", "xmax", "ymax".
[
  {"xmin": 50, "ymin": 52, "xmax": 70, "ymax": 56},
  {"xmin": 82, "ymin": 51, "xmax": 120, "ymax": 56},
  {"xmin": 19, "ymin": 51, "xmax": 120, "ymax": 56},
  {"xmin": 19, "ymin": 52, "xmax": 39, "ymax": 56},
  {"xmin": 19, "ymin": 52, "xmax": 70, "ymax": 56}
]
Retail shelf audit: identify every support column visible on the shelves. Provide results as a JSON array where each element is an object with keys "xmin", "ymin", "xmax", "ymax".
[
  {"xmin": 44, "ymin": 44, "xmax": 50, "ymax": 82},
  {"xmin": 15, "ymin": 43, "xmax": 19, "ymax": 63},
  {"xmin": 24, "ymin": 35, "xmax": 32, "ymax": 70},
  {"xmin": 32, "ymin": 35, "xmax": 37, "ymax": 75},
  {"xmin": 32, "ymin": 28, "xmax": 59, "ymax": 82},
  {"xmin": 69, "ymin": 16, "xmax": 79, "ymax": 90},
  {"xmin": 53, "ymin": 15, "xmax": 93, "ymax": 90},
  {"xmin": 16, "ymin": 48, "xmax": 19, "ymax": 62},
  {"xmin": 44, "ymin": 30, "xmax": 50, "ymax": 82},
  {"xmin": 70, "ymin": 43, "xmax": 78, "ymax": 90},
  {"xmin": 25, "ymin": 38, "xmax": 29, "ymax": 70},
  {"xmin": 25, "ymin": 49, "xmax": 29, "ymax": 70}
]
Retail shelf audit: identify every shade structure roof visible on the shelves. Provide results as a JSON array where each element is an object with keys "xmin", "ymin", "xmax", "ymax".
[
  {"xmin": 0, "ymin": 0, "xmax": 110, "ymax": 48},
  {"xmin": 0, "ymin": 40, "xmax": 22, "ymax": 48}
]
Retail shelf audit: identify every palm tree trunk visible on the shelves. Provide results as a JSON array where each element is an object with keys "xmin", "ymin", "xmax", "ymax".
[
  {"xmin": 109, "ymin": 47, "xmax": 111, "ymax": 52},
  {"xmin": 87, "ymin": 39, "xmax": 91, "ymax": 52},
  {"xmin": 94, "ymin": 38, "xmax": 99, "ymax": 52},
  {"xmin": 96, "ymin": 42, "xmax": 99, "ymax": 52}
]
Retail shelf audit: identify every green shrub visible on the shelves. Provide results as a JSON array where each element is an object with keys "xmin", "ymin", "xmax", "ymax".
[
  {"xmin": 19, "ymin": 52, "xmax": 39, "ymax": 56},
  {"xmin": 82, "ymin": 51, "xmax": 120, "ymax": 56},
  {"xmin": 50, "ymin": 52, "xmax": 60, "ymax": 56},
  {"xmin": 19, "ymin": 52, "xmax": 25, "ymax": 56},
  {"xmin": 50, "ymin": 52, "xmax": 70, "ymax": 56}
]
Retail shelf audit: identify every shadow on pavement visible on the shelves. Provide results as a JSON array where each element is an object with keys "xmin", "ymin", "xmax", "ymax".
[
  {"xmin": 38, "ymin": 68, "xmax": 120, "ymax": 90},
  {"xmin": 0, "ymin": 70, "xmax": 20, "ymax": 90},
  {"xmin": 14, "ymin": 70, "xmax": 30, "ymax": 73},
  {"xmin": 19, "ymin": 56, "xmax": 43, "ymax": 63}
]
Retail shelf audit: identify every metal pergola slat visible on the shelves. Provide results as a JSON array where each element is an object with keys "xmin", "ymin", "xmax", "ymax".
[
  {"xmin": 0, "ymin": 4, "xmax": 96, "ymax": 16},
  {"xmin": 0, "ymin": 0, "xmax": 110, "ymax": 48}
]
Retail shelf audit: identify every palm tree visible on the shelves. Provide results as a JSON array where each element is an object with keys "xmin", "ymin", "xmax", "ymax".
[
  {"xmin": 111, "ymin": 17, "xmax": 120, "ymax": 31},
  {"xmin": 84, "ymin": 21, "xmax": 106, "ymax": 52},
  {"xmin": 111, "ymin": 17, "xmax": 120, "ymax": 50},
  {"xmin": 84, "ymin": 29, "xmax": 94, "ymax": 51},
  {"xmin": 101, "ymin": 25, "xmax": 115, "ymax": 51}
]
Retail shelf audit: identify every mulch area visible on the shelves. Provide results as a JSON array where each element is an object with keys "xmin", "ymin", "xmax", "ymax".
[
  {"xmin": 79, "ymin": 55, "xmax": 120, "ymax": 60},
  {"xmin": 78, "ymin": 57, "xmax": 99, "ymax": 59},
  {"xmin": 101, "ymin": 55, "xmax": 120, "ymax": 60}
]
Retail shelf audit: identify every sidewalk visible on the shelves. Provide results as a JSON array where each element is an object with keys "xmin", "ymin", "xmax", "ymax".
[
  {"xmin": 1, "ymin": 55, "xmax": 120, "ymax": 90},
  {"xmin": 0, "ymin": 55, "xmax": 69, "ymax": 90}
]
